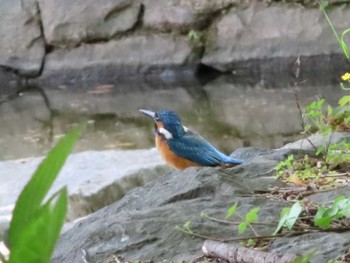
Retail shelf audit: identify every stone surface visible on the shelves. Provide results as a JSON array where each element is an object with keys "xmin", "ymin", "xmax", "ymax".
[
  {"xmin": 39, "ymin": 34, "xmax": 197, "ymax": 82},
  {"xmin": 202, "ymin": 3, "xmax": 350, "ymax": 72},
  {"xmin": 0, "ymin": 149, "xmax": 167, "ymax": 224},
  {"xmin": 0, "ymin": 0, "xmax": 45, "ymax": 77},
  {"xmin": 38, "ymin": 0, "xmax": 141, "ymax": 47},
  {"xmin": 52, "ymin": 165, "xmax": 283, "ymax": 263},
  {"xmin": 51, "ymin": 146, "xmax": 350, "ymax": 262},
  {"xmin": 282, "ymin": 132, "xmax": 350, "ymax": 150},
  {"xmin": 142, "ymin": 0, "xmax": 242, "ymax": 32}
]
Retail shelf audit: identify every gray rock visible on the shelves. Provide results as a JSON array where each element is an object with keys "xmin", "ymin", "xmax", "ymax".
[
  {"xmin": 282, "ymin": 132, "xmax": 350, "ymax": 150},
  {"xmin": 202, "ymin": 3, "xmax": 350, "ymax": 72},
  {"xmin": 143, "ymin": 0, "xmax": 241, "ymax": 32},
  {"xmin": 52, "ymin": 165, "xmax": 283, "ymax": 263},
  {"xmin": 51, "ymin": 149, "xmax": 350, "ymax": 262},
  {"xmin": 0, "ymin": 149, "xmax": 167, "ymax": 225},
  {"xmin": 143, "ymin": 4, "xmax": 196, "ymax": 32},
  {"xmin": 0, "ymin": 0, "xmax": 45, "ymax": 77},
  {"xmin": 40, "ymin": 34, "xmax": 196, "ymax": 81},
  {"xmin": 38, "ymin": 0, "xmax": 141, "ymax": 47}
]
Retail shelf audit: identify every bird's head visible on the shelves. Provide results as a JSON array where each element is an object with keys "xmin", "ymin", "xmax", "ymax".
[{"xmin": 139, "ymin": 109, "xmax": 185, "ymax": 139}]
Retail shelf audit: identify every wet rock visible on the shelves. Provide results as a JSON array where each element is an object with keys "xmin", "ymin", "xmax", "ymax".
[
  {"xmin": 0, "ymin": 0, "xmax": 45, "ymax": 77},
  {"xmin": 0, "ymin": 149, "xmax": 167, "ymax": 226},
  {"xmin": 202, "ymin": 3, "xmax": 350, "ymax": 72},
  {"xmin": 39, "ymin": 34, "xmax": 197, "ymax": 82},
  {"xmin": 38, "ymin": 0, "xmax": 141, "ymax": 47}
]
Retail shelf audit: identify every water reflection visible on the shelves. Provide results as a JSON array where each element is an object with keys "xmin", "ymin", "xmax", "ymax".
[{"xmin": 0, "ymin": 71, "xmax": 347, "ymax": 160}]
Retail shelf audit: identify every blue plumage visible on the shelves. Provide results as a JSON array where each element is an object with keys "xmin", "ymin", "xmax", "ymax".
[
  {"xmin": 139, "ymin": 109, "xmax": 244, "ymax": 168},
  {"xmin": 167, "ymin": 129, "xmax": 243, "ymax": 166}
]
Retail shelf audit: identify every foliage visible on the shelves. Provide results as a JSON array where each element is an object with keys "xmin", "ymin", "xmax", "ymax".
[
  {"xmin": 320, "ymin": 1, "xmax": 350, "ymax": 60},
  {"xmin": 274, "ymin": 202, "xmax": 302, "ymax": 235},
  {"xmin": 187, "ymin": 30, "xmax": 199, "ymax": 40},
  {"xmin": 225, "ymin": 203, "xmax": 238, "ymax": 219},
  {"xmin": 238, "ymin": 207, "xmax": 260, "ymax": 234},
  {"xmin": 1, "ymin": 127, "xmax": 82, "ymax": 263},
  {"xmin": 314, "ymin": 195, "xmax": 350, "ymax": 229}
]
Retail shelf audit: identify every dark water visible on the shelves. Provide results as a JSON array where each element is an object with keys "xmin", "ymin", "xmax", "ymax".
[{"xmin": 0, "ymin": 69, "xmax": 348, "ymax": 160}]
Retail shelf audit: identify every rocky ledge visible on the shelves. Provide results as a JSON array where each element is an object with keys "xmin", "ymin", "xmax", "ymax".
[
  {"xmin": 1, "ymin": 0, "xmax": 349, "ymax": 85},
  {"xmin": 50, "ymin": 132, "xmax": 350, "ymax": 263}
]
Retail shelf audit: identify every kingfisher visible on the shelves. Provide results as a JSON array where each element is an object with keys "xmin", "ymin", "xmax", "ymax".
[{"xmin": 139, "ymin": 109, "xmax": 243, "ymax": 170}]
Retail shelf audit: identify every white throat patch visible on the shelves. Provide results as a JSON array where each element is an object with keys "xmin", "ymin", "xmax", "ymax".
[{"xmin": 158, "ymin": 127, "xmax": 173, "ymax": 139}]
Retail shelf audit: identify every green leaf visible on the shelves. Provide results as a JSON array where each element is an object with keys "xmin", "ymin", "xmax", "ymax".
[
  {"xmin": 9, "ymin": 127, "xmax": 82, "ymax": 247},
  {"xmin": 8, "ymin": 127, "xmax": 82, "ymax": 263},
  {"xmin": 245, "ymin": 207, "xmax": 260, "ymax": 223},
  {"xmin": 327, "ymin": 105, "xmax": 333, "ymax": 116},
  {"xmin": 226, "ymin": 203, "xmax": 238, "ymax": 219},
  {"xmin": 238, "ymin": 221, "xmax": 248, "ymax": 234},
  {"xmin": 313, "ymin": 197, "xmax": 350, "ymax": 229},
  {"xmin": 274, "ymin": 202, "xmax": 302, "ymax": 235},
  {"xmin": 314, "ymin": 208, "xmax": 333, "ymax": 229},
  {"xmin": 183, "ymin": 221, "xmax": 192, "ymax": 231},
  {"xmin": 246, "ymin": 239, "xmax": 255, "ymax": 247},
  {"xmin": 340, "ymin": 28, "xmax": 350, "ymax": 59},
  {"xmin": 285, "ymin": 202, "xmax": 302, "ymax": 230},
  {"xmin": 339, "ymin": 96, "xmax": 350, "ymax": 107},
  {"xmin": 9, "ymin": 188, "xmax": 68, "ymax": 263}
]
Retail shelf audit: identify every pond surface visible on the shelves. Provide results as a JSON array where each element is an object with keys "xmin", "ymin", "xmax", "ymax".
[{"xmin": 0, "ymin": 69, "xmax": 347, "ymax": 160}]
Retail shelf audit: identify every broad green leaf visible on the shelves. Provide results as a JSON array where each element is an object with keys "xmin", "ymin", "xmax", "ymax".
[
  {"xmin": 274, "ymin": 202, "xmax": 302, "ymax": 235},
  {"xmin": 226, "ymin": 203, "xmax": 238, "ymax": 219},
  {"xmin": 238, "ymin": 221, "xmax": 248, "ymax": 234},
  {"xmin": 245, "ymin": 207, "xmax": 260, "ymax": 223},
  {"xmin": 9, "ymin": 188, "xmax": 68, "ymax": 263},
  {"xmin": 339, "ymin": 96, "xmax": 350, "ymax": 107},
  {"xmin": 9, "ymin": 127, "xmax": 82, "ymax": 247},
  {"xmin": 285, "ymin": 202, "xmax": 302, "ymax": 230},
  {"xmin": 314, "ymin": 212, "xmax": 333, "ymax": 229}
]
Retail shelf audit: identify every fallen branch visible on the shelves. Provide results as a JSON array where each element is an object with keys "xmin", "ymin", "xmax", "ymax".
[{"xmin": 202, "ymin": 240, "xmax": 298, "ymax": 263}]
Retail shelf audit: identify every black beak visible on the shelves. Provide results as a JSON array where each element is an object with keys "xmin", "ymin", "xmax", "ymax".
[{"xmin": 139, "ymin": 109, "xmax": 156, "ymax": 119}]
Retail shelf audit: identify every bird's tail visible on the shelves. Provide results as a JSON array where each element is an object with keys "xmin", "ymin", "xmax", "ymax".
[{"xmin": 217, "ymin": 151, "xmax": 244, "ymax": 165}]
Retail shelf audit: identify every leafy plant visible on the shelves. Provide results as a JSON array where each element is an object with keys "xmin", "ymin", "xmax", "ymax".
[
  {"xmin": 274, "ymin": 202, "xmax": 303, "ymax": 235},
  {"xmin": 238, "ymin": 207, "xmax": 260, "ymax": 234},
  {"xmin": 314, "ymin": 195, "xmax": 350, "ymax": 229},
  {"xmin": 1, "ymin": 127, "xmax": 82, "ymax": 263},
  {"xmin": 225, "ymin": 203, "xmax": 238, "ymax": 219}
]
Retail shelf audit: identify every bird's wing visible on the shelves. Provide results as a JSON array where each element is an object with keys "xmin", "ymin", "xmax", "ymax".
[{"xmin": 167, "ymin": 129, "xmax": 232, "ymax": 166}]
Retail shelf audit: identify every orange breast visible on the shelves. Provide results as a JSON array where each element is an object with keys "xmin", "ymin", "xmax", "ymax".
[{"xmin": 155, "ymin": 135, "xmax": 200, "ymax": 170}]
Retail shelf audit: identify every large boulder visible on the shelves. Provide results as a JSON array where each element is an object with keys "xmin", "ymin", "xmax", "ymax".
[
  {"xmin": 38, "ymin": 0, "xmax": 141, "ymax": 47},
  {"xmin": 51, "ymin": 146, "xmax": 350, "ymax": 262},
  {"xmin": 52, "ymin": 164, "xmax": 283, "ymax": 263},
  {"xmin": 202, "ymin": 3, "xmax": 350, "ymax": 72},
  {"xmin": 0, "ymin": 0, "xmax": 45, "ymax": 77}
]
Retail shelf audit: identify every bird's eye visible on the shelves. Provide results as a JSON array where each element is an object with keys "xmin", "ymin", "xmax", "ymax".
[{"xmin": 155, "ymin": 113, "xmax": 159, "ymax": 121}]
